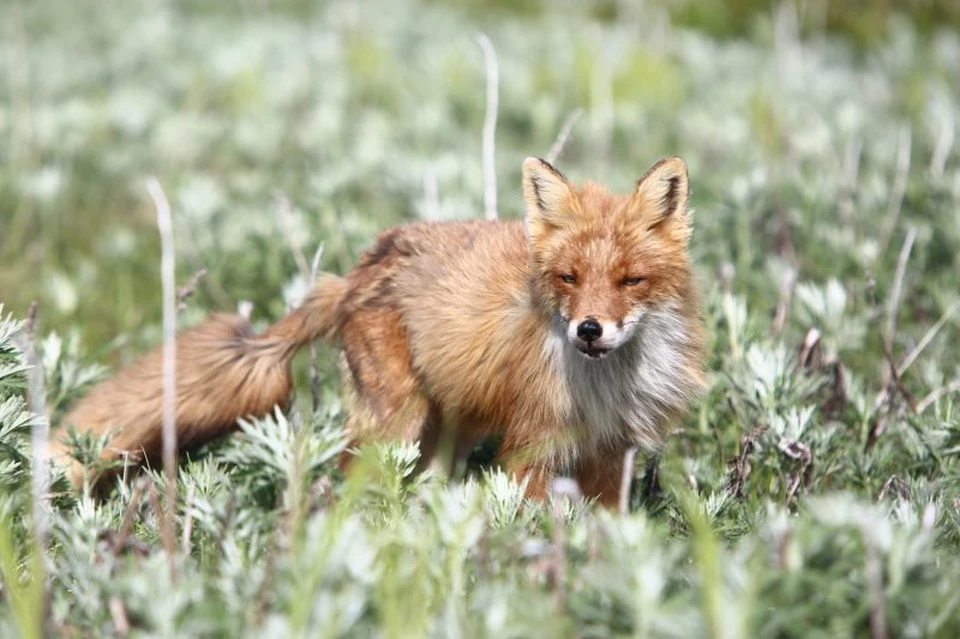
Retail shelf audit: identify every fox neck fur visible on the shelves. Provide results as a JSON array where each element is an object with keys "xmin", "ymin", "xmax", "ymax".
[{"xmin": 543, "ymin": 305, "xmax": 701, "ymax": 465}]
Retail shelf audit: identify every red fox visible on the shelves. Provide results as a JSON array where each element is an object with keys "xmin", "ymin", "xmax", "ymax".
[{"xmin": 52, "ymin": 156, "xmax": 705, "ymax": 506}]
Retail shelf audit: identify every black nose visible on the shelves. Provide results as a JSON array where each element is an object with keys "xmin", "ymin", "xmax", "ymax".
[{"xmin": 577, "ymin": 318, "xmax": 603, "ymax": 343}]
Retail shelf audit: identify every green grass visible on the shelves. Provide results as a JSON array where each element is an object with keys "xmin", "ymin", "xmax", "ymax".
[{"xmin": 2, "ymin": 0, "xmax": 960, "ymax": 636}]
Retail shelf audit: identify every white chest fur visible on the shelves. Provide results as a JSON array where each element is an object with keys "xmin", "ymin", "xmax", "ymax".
[{"xmin": 543, "ymin": 309, "xmax": 696, "ymax": 461}]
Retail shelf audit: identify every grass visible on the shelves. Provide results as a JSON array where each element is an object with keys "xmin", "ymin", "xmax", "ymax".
[{"xmin": 2, "ymin": 0, "xmax": 960, "ymax": 636}]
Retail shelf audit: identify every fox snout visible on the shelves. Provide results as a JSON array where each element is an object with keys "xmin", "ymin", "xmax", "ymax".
[
  {"xmin": 576, "ymin": 318, "xmax": 603, "ymax": 342},
  {"xmin": 567, "ymin": 315, "xmax": 640, "ymax": 359},
  {"xmin": 573, "ymin": 317, "xmax": 610, "ymax": 359}
]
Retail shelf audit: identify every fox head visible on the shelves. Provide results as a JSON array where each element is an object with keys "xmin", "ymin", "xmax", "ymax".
[{"xmin": 522, "ymin": 156, "xmax": 693, "ymax": 360}]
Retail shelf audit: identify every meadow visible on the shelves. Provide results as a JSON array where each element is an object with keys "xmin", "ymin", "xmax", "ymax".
[{"xmin": 2, "ymin": 0, "xmax": 960, "ymax": 636}]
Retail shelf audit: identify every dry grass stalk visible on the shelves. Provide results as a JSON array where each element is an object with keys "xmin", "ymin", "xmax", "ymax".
[
  {"xmin": 475, "ymin": 33, "xmax": 499, "ymax": 220},
  {"xmin": 545, "ymin": 108, "xmax": 583, "ymax": 165},
  {"xmin": 146, "ymin": 176, "xmax": 179, "ymax": 577}
]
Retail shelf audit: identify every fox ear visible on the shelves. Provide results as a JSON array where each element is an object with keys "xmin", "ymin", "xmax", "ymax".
[
  {"xmin": 522, "ymin": 157, "xmax": 576, "ymax": 242},
  {"xmin": 634, "ymin": 156, "xmax": 689, "ymax": 229}
]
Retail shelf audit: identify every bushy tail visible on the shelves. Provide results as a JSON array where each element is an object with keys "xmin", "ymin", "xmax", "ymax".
[
  {"xmin": 249, "ymin": 273, "xmax": 349, "ymax": 357},
  {"xmin": 52, "ymin": 273, "xmax": 349, "ymax": 490}
]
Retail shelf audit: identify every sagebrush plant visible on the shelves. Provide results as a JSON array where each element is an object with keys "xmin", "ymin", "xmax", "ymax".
[{"xmin": 2, "ymin": 0, "xmax": 960, "ymax": 636}]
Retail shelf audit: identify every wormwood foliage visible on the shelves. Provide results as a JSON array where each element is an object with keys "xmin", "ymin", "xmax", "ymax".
[{"xmin": 3, "ymin": 0, "xmax": 960, "ymax": 636}]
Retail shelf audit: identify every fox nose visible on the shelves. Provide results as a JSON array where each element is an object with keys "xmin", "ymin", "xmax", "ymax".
[{"xmin": 576, "ymin": 318, "xmax": 603, "ymax": 343}]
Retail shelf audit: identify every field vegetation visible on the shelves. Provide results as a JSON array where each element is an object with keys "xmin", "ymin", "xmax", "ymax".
[{"xmin": 2, "ymin": 0, "xmax": 960, "ymax": 635}]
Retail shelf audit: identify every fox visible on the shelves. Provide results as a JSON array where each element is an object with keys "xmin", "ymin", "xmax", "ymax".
[{"xmin": 51, "ymin": 156, "xmax": 706, "ymax": 506}]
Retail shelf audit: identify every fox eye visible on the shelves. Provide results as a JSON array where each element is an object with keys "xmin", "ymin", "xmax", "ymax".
[
  {"xmin": 620, "ymin": 276, "xmax": 645, "ymax": 287},
  {"xmin": 559, "ymin": 273, "xmax": 577, "ymax": 284}
]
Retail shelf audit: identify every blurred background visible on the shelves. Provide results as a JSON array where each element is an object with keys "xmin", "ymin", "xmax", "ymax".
[{"xmin": 1, "ymin": 0, "xmax": 958, "ymax": 372}]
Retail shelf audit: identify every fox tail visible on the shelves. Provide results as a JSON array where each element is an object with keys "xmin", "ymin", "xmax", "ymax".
[{"xmin": 51, "ymin": 273, "xmax": 349, "ymax": 489}]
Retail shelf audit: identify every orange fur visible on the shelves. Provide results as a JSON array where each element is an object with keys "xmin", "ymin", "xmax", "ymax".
[
  {"xmin": 51, "ymin": 274, "xmax": 347, "ymax": 488},
  {"xmin": 55, "ymin": 157, "xmax": 706, "ymax": 504}
]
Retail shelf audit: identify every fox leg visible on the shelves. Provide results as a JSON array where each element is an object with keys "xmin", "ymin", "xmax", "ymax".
[
  {"xmin": 574, "ymin": 451, "xmax": 627, "ymax": 509},
  {"xmin": 496, "ymin": 439, "xmax": 556, "ymax": 502},
  {"xmin": 510, "ymin": 463, "xmax": 553, "ymax": 502},
  {"xmin": 336, "ymin": 307, "xmax": 436, "ymax": 471},
  {"xmin": 504, "ymin": 456, "xmax": 624, "ymax": 507},
  {"xmin": 502, "ymin": 442, "xmax": 629, "ymax": 508}
]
